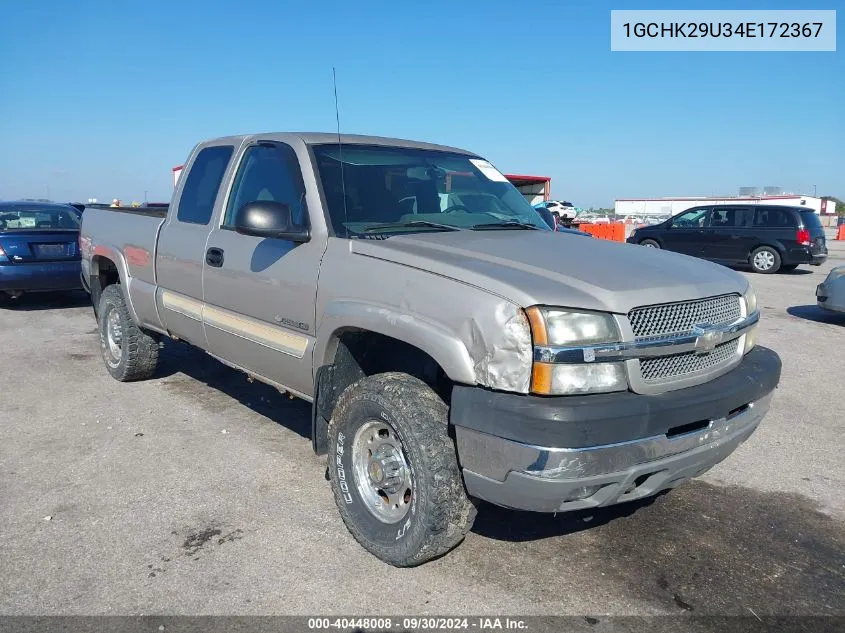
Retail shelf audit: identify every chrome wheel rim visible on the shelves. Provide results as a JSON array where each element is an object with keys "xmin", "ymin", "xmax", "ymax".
[
  {"xmin": 643, "ymin": 241, "xmax": 658, "ymax": 248},
  {"xmin": 754, "ymin": 250, "xmax": 775, "ymax": 271},
  {"xmin": 352, "ymin": 420, "xmax": 413, "ymax": 524},
  {"xmin": 106, "ymin": 308, "xmax": 123, "ymax": 361}
]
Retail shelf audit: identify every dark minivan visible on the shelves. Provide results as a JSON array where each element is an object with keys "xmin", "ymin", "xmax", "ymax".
[{"xmin": 627, "ymin": 204, "xmax": 828, "ymax": 273}]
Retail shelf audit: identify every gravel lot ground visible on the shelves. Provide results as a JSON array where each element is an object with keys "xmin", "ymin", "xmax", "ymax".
[{"xmin": 1, "ymin": 239, "xmax": 843, "ymax": 618}]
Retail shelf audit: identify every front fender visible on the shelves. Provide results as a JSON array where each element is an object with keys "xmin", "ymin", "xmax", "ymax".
[
  {"xmin": 315, "ymin": 300, "xmax": 477, "ymax": 385},
  {"xmin": 315, "ymin": 298, "xmax": 533, "ymax": 394}
]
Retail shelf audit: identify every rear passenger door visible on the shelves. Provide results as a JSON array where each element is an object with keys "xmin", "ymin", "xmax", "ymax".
[
  {"xmin": 201, "ymin": 142, "xmax": 324, "ymax": 397},
  {"xmin": 155, "ymin": 143, "xmax": 236, "ymax": 348},
  {"xmin": 705, "ymin": 206, "xmax": 754, "ymax": 262}
]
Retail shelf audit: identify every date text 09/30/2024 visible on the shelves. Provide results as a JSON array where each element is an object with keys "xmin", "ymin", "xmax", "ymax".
[{"xmin": 307, "ymin": 617, "xmax": 528, "ymax": 631}]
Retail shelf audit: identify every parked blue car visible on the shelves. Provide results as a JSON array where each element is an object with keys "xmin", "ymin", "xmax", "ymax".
[{"xmin": 0, "ymin": 201, "xmax": 83, "ymax": 301}]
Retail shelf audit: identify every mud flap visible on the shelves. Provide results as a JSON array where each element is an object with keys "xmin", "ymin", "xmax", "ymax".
[{"xmin": 312, "ymin": 365, "xmax": 331, "ymax": 456}]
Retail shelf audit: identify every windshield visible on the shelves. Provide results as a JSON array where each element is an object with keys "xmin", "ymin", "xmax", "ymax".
[
  {"xmin": 312, "ymin": 144, "xmax": 550, "ymax": 236},
  {"xmin": 0, "ymin": 206, "xmax": 80, "ymax": 231}
]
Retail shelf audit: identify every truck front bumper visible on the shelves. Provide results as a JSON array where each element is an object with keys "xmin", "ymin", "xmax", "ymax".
[{"xmin": 451, "ymin": 346, "xmax": 781, "ymax": 513}]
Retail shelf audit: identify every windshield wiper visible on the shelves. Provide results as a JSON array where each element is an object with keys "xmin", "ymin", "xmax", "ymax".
[
  {"xmin": 471, "ymin": 221, "xmax": 539, "ymax": 230},
  {"xmin": 360, "ymin": 220, "xmax": 463, "ymax": 233}
]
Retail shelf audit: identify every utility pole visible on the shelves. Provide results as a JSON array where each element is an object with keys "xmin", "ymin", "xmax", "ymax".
[
  {"xmin": 813, "ymin": 184, "xmax": 817, "ymax": 197},
  {"xmin": 144, "ymin": 190, "xmax": 148, "ymax": 204}
]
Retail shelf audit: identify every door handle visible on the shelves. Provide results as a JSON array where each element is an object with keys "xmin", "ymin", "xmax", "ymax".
[{"xmin": 205, "ymin": 247, "xmax": 224, "ymax": 267}]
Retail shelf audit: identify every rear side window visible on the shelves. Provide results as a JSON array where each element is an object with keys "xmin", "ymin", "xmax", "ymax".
[
  {"xmin": 799, "ymin": 210, "xmax": 823, "ymax": 229},
  {"xmin": 176, "ymin": 145, "xmax": 234, "ymax": 225},
  {"xmin": 754, "ymin": 207, "xmax": 796, "ymax": 228}
]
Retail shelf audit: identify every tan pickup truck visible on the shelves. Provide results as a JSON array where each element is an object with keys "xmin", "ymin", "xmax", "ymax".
[{"xmin": 80, "ymin": 133, "xmax": 781, "ymax": 566}]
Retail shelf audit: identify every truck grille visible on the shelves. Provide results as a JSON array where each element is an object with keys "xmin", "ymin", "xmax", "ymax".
[
  {"xmin": 629, "ymin": 294, "xmax": 742, "ymax": 340},
  {"xmin": 628, "ymin": 294, "xmax": 743, "ymax": 387},
  {"xmin": 640, "ymin": 338, "xmax": 741, "ymax": 383}
]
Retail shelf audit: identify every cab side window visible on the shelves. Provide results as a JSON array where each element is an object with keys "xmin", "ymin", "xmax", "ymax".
[
  {"xmin": 177, "ymin": 145, "xmax": 234, "ymax": 225},
  {"xmin": 223, "ymin": 144, "xmax": 308, "ymax": 229}
]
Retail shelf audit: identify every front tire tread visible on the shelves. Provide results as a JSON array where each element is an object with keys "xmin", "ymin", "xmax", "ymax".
[{"xmin": 328, "ymin": 372, "xmax": 476, "ymax": 567}]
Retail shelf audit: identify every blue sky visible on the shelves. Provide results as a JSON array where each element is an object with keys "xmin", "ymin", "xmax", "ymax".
[{"xmin": 0, "ymin": 0, "xmax": 841, "ymax": 207}]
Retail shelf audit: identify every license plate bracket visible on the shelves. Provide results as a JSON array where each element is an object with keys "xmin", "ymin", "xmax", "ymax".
[{"xmin": 33, "ymin": 243, "xmax": 69, "ymax": 258}]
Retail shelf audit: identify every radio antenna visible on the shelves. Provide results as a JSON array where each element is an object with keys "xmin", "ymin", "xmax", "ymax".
[{"xmin": 332, "ymin": 67, "xmax": 350, "ymax": 236}]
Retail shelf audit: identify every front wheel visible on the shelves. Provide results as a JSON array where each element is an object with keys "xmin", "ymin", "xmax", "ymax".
[
  {"xmin": 640, "ymin": 239, "xmax": 661, "ymax": 249},
  {"xmin": 97, "ymin": 285, "xmax": 159, "ymax": 381},
  {"xmin": 327, "ymin": 372, "xmax": 476, "ymax": 567},
  {"xmin": 750, "ymin": 246, "xmax": 781, "ymax": 274}
]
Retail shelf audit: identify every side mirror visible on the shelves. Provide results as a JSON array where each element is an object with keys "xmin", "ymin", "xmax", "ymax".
[{"xmin": 233, "ymin": 201, "xmax": 310, "ymax": 243}]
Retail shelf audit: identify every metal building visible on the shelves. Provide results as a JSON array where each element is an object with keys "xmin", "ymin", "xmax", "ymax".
[{"xmin": 615, "ymin": 195, "xmax": 836, "ymax": 219}]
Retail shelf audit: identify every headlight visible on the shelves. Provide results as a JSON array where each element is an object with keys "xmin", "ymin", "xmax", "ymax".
[
  {"xmin": 527, "ymin": 307, "xmax": 619, "ymax": 346},
  {"xmin": 535, "ymin": 363, "xmax": 627, "ymax": 395},
  {"xmin": 743, "ymin": 285, "xmax": 757, "ymax": 316},
  {"xmin": 742, "ymin": 285, "xmax": 758, "ymax": 354},
  {"xmin": 525, "ymin": 307, "xmax": 627, "ymax": 395}
]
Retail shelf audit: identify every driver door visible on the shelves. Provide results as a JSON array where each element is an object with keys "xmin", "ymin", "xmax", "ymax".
[
  {"xmin": 662, "ymin": 207, "xmax": 712, "ymax": 256},
  {"xmin": 201, "ymin": 142, "xmax": 323, "ymax": 397}
]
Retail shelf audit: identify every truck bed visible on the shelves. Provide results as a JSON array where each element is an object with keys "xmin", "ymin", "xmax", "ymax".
[
  {"xmin": 80, "ymin": 205, "xmax": 167, "ymax": 291},
  {"xmin": 83, "ymin": 203, "xmax": 168, "ymax": 218}
]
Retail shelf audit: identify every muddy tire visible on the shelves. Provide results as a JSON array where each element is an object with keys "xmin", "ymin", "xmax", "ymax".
[
  {"xmin": 97, "ymin": 284, "xmax": 159, "ymax": 381},
  {"xmin": 327, "ymin": 372, "xmax": 476, "ymax": 567},
  {"xmin": 750, "ymin": 246, "xmax": 781, "ymax": 274}
]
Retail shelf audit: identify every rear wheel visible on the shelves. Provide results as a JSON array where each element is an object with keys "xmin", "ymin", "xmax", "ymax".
[
  {"xmin": 327, "ymin": 372, "xmax": 476, "ymax": 567},
  {"xmin": 97, "ymin": 285, "xmax": 159, "ymax": 381},
  {"xmin": 640, "ymin": 239, "xmax": 660, "ymax": 249},
  {"xmin": 750, "ymin": 246, "xmax": 781, "ymax": 274}
]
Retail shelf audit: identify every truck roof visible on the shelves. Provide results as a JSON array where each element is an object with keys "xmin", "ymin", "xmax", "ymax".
[{"xmin": 201, "ymin": 132, "xmax": 477, "ymax": 156}]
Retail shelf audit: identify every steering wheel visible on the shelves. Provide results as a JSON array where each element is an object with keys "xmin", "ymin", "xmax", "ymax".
[{"xmin": 442, "ymin": 205, "xmax": 473, "ymax": 214}]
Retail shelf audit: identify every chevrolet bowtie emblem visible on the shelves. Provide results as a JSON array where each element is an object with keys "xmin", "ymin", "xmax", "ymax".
[{"xmin": 692, "ymin": 324, "xmax": 724, "ymax": 355}]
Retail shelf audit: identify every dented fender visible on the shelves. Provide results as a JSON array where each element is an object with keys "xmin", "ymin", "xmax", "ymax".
[
  {"xmin": 314, "ymin": 248, "xmax": 534, "ymax": 394},
  {"xmin": 315, "ymin": 300, "xmax": 478, "ymax": 385},
  {"xmin": 315, "ymin": 298, "xmax": 532, "ymax": 392}
]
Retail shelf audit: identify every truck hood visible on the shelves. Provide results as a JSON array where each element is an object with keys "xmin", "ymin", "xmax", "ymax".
[{"xmin": 350, "ymin": 230, "xmax": 748, "ymax": 314}]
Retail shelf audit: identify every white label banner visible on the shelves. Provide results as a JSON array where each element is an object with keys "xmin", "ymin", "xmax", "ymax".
[{"xmin": 611, "ymin": 10, "xmax": 836, "ymax": 51}]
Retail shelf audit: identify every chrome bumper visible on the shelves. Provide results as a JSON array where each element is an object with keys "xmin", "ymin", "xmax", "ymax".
[{"xmin": 457, "ymin": 393, "xmax": 772, "ymax": 513}]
